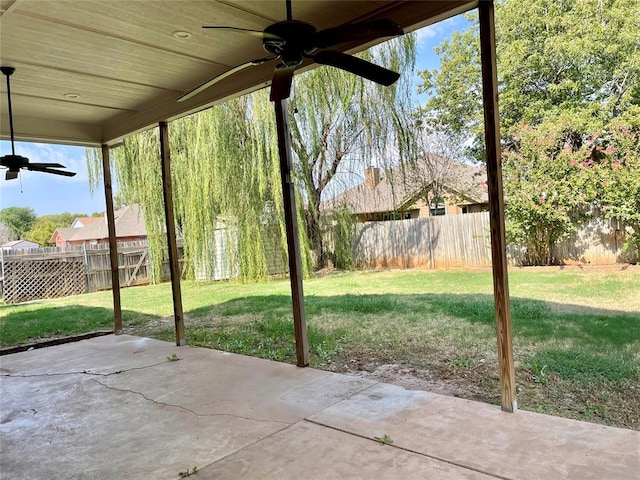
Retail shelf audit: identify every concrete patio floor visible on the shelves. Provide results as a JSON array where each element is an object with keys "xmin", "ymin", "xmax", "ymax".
[{"xmin": 1, "ymin": 335, "xmax": 638, "ymax": 479}]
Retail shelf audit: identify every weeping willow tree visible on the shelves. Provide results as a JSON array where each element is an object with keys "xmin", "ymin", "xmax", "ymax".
[
  {"xmin": 289, "ymin": 35, "xmax": 417, "ymax": 267},
  {"xmin": 88, "ymin": 89, "xmax": 311, "ymax": 282},
  {"xmin": 87, "ymin": 35, "xmax": 416, "ymax": 280}
]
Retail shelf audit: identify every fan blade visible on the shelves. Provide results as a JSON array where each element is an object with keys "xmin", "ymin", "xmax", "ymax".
[
  {"xmin": 315, "ymin": 19, "xmax": 403, "ymax": 48},
  {"xmin": 313, "ymin": 50, "xmax": 400, "ymax": 86},
  {"xmin": 6, "ymin": 170, "xmax": 18, "ymax": 180},
  {"xmin": 178, "ymin": 56, "xmax": 277, "ymax": 102},
  {"xmin": 27, "ymin": 165, "xmax": 76, "ymax": 177},
  {"xmin": 202, "ymin": 26, "xmax": 283, "ymax": 42},
  {"xmin": 270, "ymin": 65, "xmax": 295, "ymax": 101},
  {"xmin": 27, "ymin": 162, "xmax": 66, "ymax": 168}
]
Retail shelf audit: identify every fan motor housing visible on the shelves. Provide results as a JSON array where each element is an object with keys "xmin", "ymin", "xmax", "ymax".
[
  {"xmin": 0, "ymin": 154, "xmax": 29, "ymax": 169},
  {"xmin": 263, "ymin": 20, "xmax": 317, "ymax": 66}
]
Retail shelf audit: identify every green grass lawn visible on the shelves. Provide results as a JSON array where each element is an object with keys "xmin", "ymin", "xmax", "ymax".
[{"xmin": 1, "ymin": 266, "xmax": 639, "ymax": 429}]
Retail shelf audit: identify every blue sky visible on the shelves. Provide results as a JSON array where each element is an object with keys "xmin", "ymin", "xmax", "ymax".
[{"xmin": 0, "ymin": 14, "xmax": 471, "ymax": 218}]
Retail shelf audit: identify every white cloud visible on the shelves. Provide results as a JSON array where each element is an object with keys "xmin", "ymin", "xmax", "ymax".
[
  {"xmin": 415, "ymin": 24, "xmax": 444, "ymax": 43},
  {"xmin": 1, "ymin": 141, "xmax": 104, "ymax": 216},
  {"xmin": 414, "ymin": 14, "xmax": 471, "ymax": 53},
  {"xmin": 12, "ymin": 142, "xmax": 89, "ymax": 185}
]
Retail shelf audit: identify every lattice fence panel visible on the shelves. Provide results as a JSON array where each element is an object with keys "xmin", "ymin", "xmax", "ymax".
[{"xmin": 3, "ymin": 257, "xmax": 86, "ymax": 304}]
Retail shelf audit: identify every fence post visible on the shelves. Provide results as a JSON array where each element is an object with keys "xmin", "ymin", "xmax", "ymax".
[{"xmin": 82, "ymin": 243, "xmax": 90, "ymax": 293}]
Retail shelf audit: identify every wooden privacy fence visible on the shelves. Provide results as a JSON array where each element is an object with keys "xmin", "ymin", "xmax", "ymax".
[
  {"xmin": 0, "ymin": 229, "xmax": 286, "ymax": 304},
  {"xmin": 352, "ymin": 211, "xmax": 638, "ymax": 269},
  {"xmin": 353, "ymin": 212, "xmax": 492, "ymax": 269},
  {"xmin": 0, "ymin": 241, "xmax": 183, "ymax": 304}
]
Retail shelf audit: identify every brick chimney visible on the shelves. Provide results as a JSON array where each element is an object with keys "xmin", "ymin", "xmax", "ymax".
[{"xmin": 364, "ymin": 166, "xmax": 380, "ymax": 189}]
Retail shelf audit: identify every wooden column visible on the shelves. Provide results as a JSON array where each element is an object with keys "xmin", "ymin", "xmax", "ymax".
[
  {"xmin": 101, "ymin": 144, "xmax": 122, "ymax": 334},
  {"xmin": 159, "ymin": 121, "xmax": 186, "ymax": 346},
  {"xmin": 274, "ymin": 99, "xmax": 309, "ymax": 367},
  {"xmin": 478, "ymin": 0, "xmax": 517, "ymax": 412}
]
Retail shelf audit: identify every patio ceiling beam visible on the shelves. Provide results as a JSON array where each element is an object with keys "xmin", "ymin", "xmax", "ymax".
[
  {"xmin": 478, "ymin": 0, "xmax": 517, "ymax": 412},
  {"xmin": 101, "ymin": 143, "xmax": 122, "ymax": 334},
  {"xmin": 275, "ymin": 99, "xmax": 309, "ymax": 367},
  {"xmin": 159, "ymin": 121, "xmax": 186, "ymax": 346}
]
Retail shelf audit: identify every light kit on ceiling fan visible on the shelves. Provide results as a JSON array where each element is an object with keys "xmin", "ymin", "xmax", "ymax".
[
  {"xmin": 178, "ymin": 0, "xmax": 404, "ymax": 103},
  {"xmin": 1, "ymin": 66, "xmax": 76, "ymax": 181}
]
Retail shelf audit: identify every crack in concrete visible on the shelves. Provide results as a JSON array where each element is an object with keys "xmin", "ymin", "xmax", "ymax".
[
  {"xmin": 0, "ymin": 359, "xmax": 176, "ymax": 378},
  {"xmin": 90, "ymin": 378, "xmax": 292, "ymax": 426}
]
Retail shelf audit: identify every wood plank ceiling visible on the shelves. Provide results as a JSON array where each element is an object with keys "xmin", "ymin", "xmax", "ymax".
[{"xmin": 0, "ymin": 0, "xmax": 477, "ymax": 147}]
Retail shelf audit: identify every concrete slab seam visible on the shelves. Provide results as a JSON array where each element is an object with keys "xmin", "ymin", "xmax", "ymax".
[
  {"xmin": 304, "ymin": 418, "xmax": 515, "ymax": 480},
  {"xmin": 90, "ymin": 378, "xmax": 293, "ymax": 426},
  {"xmin": 188, "ymin": 422, "xmax": 297, "ymax": 476}
]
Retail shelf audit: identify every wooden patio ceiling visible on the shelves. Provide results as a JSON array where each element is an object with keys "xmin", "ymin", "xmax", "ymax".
[{"xmin": 0, "ymin": 0, "xmax": 477, "ymax": 146}]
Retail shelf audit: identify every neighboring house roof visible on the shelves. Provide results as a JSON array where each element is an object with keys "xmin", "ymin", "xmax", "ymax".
[
  {"xmin": 50, "ymin": 227, "xmax": 78, "ymax": 244},
  {"xmin": 72, "ymin": 204, "xmax": 146, "ymax": 242},
  {"xmin": 1, "ymin": 239, "xmax": 41, "ymax": 249},
  {"xmin": 49, "ymin": 204, "xmax": 147, "ymax": 244},
  {"xmin": 321, "ymin": 156, "xmax": 488, "ymax": 215},
  {"xmin": 71, "ymin": 217, "xmax": 102, "ymax": 228}
]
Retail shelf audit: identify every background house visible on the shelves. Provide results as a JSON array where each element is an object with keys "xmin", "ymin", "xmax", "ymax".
[
  {"xmin": 1, "ymin": 239, "xmax": 41, "ymax": 251},
  {"xmin": 322, "ymin": 157, "xmax": 488, "ymax": 222},
  {"xmin": 50, "ymin": 204, "xmax": 147, "ymax": 248}
]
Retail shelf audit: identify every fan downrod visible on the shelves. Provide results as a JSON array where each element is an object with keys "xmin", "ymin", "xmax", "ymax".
[{"xmin": 1, "ymin": 66, "xmax": 77, "ymax": 179}]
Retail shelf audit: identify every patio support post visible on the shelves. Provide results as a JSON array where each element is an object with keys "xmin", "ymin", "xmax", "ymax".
[
  {"xmin": 478, "ymin": 0, "xmax": 517, "ymax": 412},
  {"xmin": 101, "ymin": 144, "xmax": 122, "ymax": 334},
  {"xmin": 159, "ymin": 121, "xmax": 186, "ymax": 346},
  {"xmin": 274, "ymin": 99, "xmax": 310, "ymax": 367}
]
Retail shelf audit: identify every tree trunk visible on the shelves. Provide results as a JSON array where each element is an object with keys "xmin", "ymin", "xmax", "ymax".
[{"xmin": 306, "ymin": 189, "xmax": 325, "ymax": 269}]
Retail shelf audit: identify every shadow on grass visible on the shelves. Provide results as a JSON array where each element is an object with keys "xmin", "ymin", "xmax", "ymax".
[
  {"xmin": 182, "ymin": 293, "xmax": 639, "ymax": 383},
  {"xmin": 192, "ymin": 293, "xmax": 639, "ymax": 350},
  {"xmin": 0, "ymin": 305, "xmax": 157, "ymax": 347},
  {"xmin": 2, "ymin": 293, "xmax": 638, "ymax": 384}
]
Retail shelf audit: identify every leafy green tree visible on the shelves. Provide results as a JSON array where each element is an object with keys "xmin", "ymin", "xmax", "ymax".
[
  {"xmin": 503, "ymin": 115, "xmax": 640, "ymax": 264},
  {"xmin": 503, "ymin": 120, "xmax": 594, "ymax": 264},
  {"xmin": 419, "ymin": 0, "xmax": 640, "ymax": 154},
  {"xmin": 418, "ymin": 0, "xmax": 640, "ymax": 263},
  {"xmin": 0, "ymin": 221, "xmax": 11, "ymax": 244},
  {"xmin": 24, "ymin": 212, "xmax": 84, "ymax": 246},
  {"xmin": 0, "ymin": 207, "xmax": 37, "ymax": 240},
  {"xmin": 590, "ymin": 114, "xmax": 640, "ymax": 253}
]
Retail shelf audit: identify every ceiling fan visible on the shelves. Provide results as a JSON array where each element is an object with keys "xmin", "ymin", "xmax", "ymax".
[
  {"xmin": 1, "ymin": 66, "xmax": 76, "ymax": 181},
  {"xmin": 178, "ymin": 0, "xmax": 404, "ymax": 103}
]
